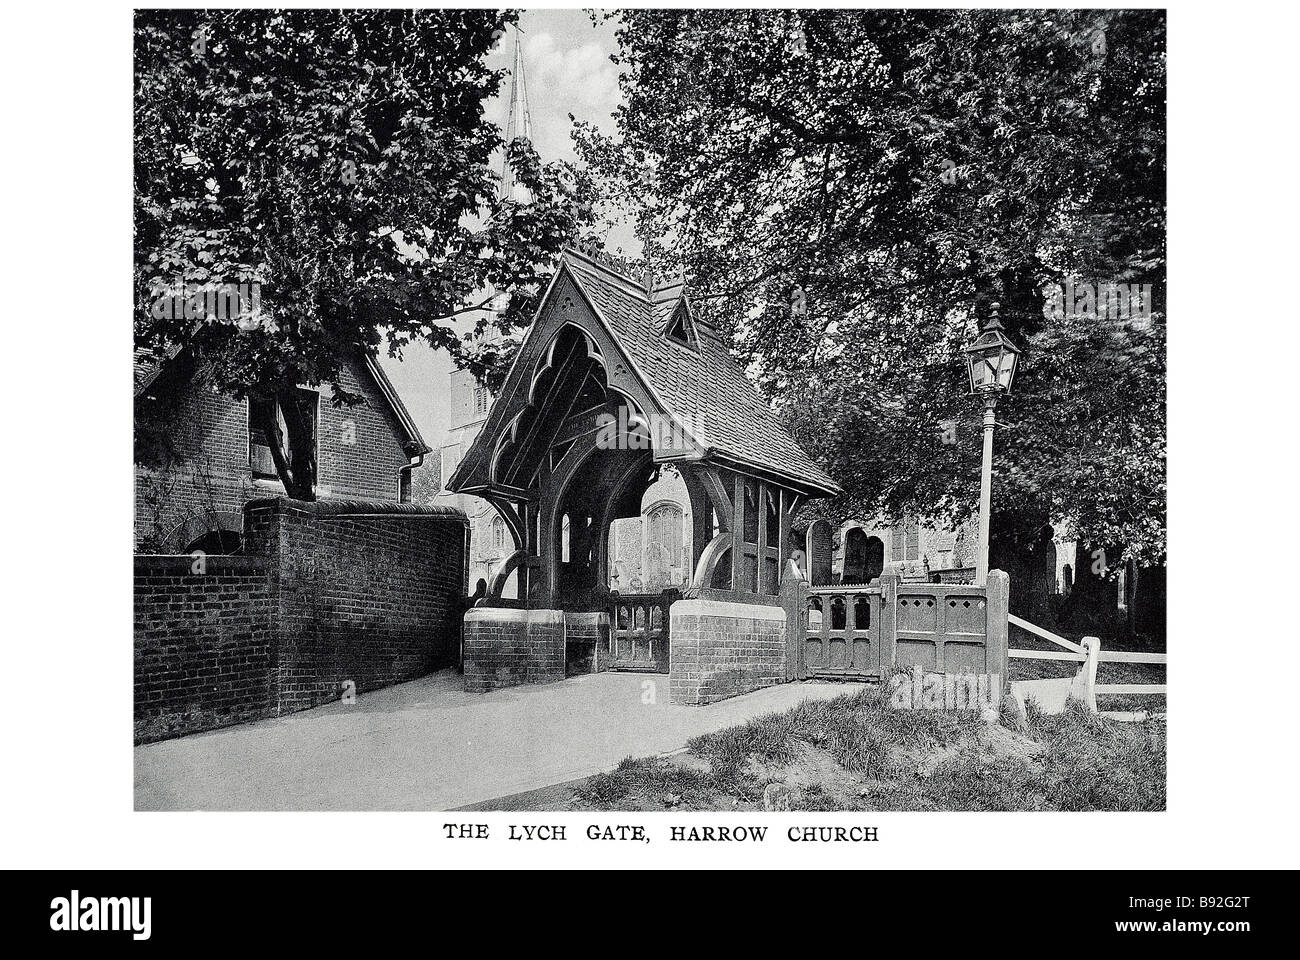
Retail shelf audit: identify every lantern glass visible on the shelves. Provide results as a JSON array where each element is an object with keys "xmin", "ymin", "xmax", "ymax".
[
  {"xmin": 998, "ymin": 349, "xmax": 1017, "ymax": 390},
  {"xmin": 964, "ymin": 332, "xmax": 1020, "ymax": 394},
  {"xmin": 968, "ymin": 346, "xmax": 1000, "ymax": 390}
]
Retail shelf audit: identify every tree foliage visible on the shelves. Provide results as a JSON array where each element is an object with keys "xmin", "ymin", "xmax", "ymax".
[
  {"xmin": 135, "ymin": 9, "xmax": 589, "ymax": 498},
  {"xmin": 577, "ymin": 9, "xmax": 1165, "ymax": 566}
]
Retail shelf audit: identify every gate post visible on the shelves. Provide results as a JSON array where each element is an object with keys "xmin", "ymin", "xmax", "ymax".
[
  {"xmin": 780, "ymin": 559, "xmax": 808, "ymax": 680},
  {"xmin": 986, "ymin": 569, "xmax": 1010, "ymax": 693},
  {"xmin": 879, "ymin": 572, "xmax": 899, "ymax": 673}
]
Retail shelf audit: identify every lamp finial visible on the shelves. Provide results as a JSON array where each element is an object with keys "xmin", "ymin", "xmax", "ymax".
[{"xmin": 986, "ymin": 301, "xmax": 1003, "ymax": 332}]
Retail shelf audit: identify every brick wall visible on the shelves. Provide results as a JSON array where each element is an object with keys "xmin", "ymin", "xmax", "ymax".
[
  {"xmin": 669, "ymin": 599, "xmax": 786, "ymax": 705},
  {"xmin": 135, "ymin": 498, "xmax": 468, "ymax": 744},
  {"xmin": 134, "ymin": 555, "xmax": 274, "ymax": 744},
  {"xmin": 135, "ymin": 359, "xmax": 412, "ymax": 552},
  {"xmin": 564, "ymin": 611, "xmax": 610, "ymax": 674},
  {"xmin": 246, "ymin": 498, "xmax": 468, "ymax": 714},
  {"xmin": 462, "ymin": 608, "xmax": 565, "ymax": 693}
]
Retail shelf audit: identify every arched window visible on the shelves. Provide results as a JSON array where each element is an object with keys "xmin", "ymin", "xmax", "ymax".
[
  {"xmin": 491, "ymin": 516, "xmax": 506, "ymax": 552},
  {"xmin": 561, "ymin": 514, "xmax": 571, "ymax": 564},
  {"xmin": 645, "ymin": 503, "xmax": 684, "ymax": 587},
  {"xmin": 183, "ymin": 529, "xmax": 243, "ymax": 556}
]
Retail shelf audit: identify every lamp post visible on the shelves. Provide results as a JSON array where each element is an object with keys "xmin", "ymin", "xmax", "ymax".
[{"xmin": 962, "ymin": 302, "xmax": 1022, "ymax": 586}]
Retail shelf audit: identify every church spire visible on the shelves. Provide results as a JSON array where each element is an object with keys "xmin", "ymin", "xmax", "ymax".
[{"xmin": 500, "ymin": 24, "xmax": 533, "ymax": 202}]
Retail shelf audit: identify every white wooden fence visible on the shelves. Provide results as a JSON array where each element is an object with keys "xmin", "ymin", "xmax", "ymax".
[{"xmin": 1008, "ymin": 614, "xmax": 1166, "ymax": 719}]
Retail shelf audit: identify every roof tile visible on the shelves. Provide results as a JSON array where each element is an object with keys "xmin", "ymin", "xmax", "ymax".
[{"xmin": 563, "ymin": 252, "xmax": 839, "ymax": 495}]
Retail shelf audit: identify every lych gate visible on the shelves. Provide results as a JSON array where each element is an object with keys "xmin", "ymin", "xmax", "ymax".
[{"xmin": 447, "ymin": 246, "xmax": 842, "ymax": 704}]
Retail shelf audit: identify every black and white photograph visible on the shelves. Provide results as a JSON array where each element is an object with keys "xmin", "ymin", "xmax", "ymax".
[
  {"xmin": 2, "ymin": 0, "xmax": 1296, "ymax": 929},
  {"xmin": 128, "ymin": 5, "xmax": 1167, "ymax": 815}
]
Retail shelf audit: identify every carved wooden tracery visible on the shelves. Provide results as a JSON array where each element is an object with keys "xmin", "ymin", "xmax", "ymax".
[{"xmin": 448, "ymin": 260, "xmax": 828, "ymax": 611}]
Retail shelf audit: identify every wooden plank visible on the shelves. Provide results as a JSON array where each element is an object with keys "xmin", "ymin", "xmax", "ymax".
[
  {"xmin": 1095, "ymin": 684, "xmax": 1167, "ymax": 695},
  {"xmin": 731, "ymin": 472, "xmax": 745, "ymax": 592},
  {"xmin": 1008, "ymin": 648, "xmax": 1087, "ymax": 662},
  {"xmin": 986, "ymin": 570, "xmax": 1009, "ymax": 687},
  {"xmin": 1008, "ymin": 614, "xmax": 1085, "ymax": 655},
  {"xmin": 1097, "ymin": 651, "xmax": 1167, "ymax": 664},
  {"xmin": 809, "ymin": 584, "xmax": 882, "ymax": 596},
  {"xmin": 879, "ymin": 574, "xmax": 898, "ymax": 672}
]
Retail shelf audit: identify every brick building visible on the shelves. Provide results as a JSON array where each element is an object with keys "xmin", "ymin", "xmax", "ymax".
[{"xmin": 134, "ymin": 348, "xmax": 431, "ymax": 553}]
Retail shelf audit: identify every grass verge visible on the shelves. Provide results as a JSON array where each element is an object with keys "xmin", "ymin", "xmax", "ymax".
[{"xmin": 560, "ymin": 680, "xmax": 1164, "ymax": 812}]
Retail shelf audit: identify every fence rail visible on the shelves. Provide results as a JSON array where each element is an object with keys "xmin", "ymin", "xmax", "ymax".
[
  {"xmin": 1007, "ymin": 614, "xmax": 1166, "ymax": 718},
  {"xmin": 1008, "ymin": 613, "xmax": 1084, "ymax": 654}
]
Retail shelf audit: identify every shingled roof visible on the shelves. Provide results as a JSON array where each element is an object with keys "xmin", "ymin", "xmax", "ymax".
[{"xmin": 542, "ymin": 248, "xmax": 840, "ymax": 495}]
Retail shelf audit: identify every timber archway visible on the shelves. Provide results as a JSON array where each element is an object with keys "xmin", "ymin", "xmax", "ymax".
[{"xmin": 448, "ymin": 247, "xmax": 841, "ymax": 702}]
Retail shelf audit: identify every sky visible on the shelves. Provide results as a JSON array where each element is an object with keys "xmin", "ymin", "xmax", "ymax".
[{"xmin": 378, "ymin": 9, "xmax": 625, "ymax": 458}]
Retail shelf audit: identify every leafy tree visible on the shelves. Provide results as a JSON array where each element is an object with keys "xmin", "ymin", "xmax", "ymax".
[
  {"xmin": 135, "ymin": 9, "xmax": 589, "ymax": 499},
  {"xmin": 576, "ymin": 9, "xmax": 1165, "ymax": 567},
  {"xmin": 409, "ymin": 457, "xmax": 443, "ymax": 506}
]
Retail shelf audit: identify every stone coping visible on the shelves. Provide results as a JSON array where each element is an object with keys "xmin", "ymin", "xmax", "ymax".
[{"xmin": 669, "ymin": 598, "xmax": 787, "ymax": 622}]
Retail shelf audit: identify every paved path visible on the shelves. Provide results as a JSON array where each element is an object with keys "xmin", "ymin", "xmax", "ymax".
[{"xmin": 135, "ymin": 671, "xmax": 865, "ymax": 811}]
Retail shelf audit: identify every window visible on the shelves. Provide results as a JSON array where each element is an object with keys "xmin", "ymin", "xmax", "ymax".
[
  {"xmin": 184, "ymin": 530, "xmax": 242, "ymax": 555},
  {"xmin": 491, "ymin": 516, "xmax": 506, "ymax": 552},
  {"xmin": 663, "ymin": 301, "xmax": 697, "ymax": 348},
  {"xmin": 399, "ymin": 468, "xmax": 412, "ymax": 504},
  {"xmin": 646, "ymin": 504, "xmax": 684, "ymax": 587},
  {"xmin": 473, "ymin": 384, "xmax": 489, "ymax": 415},
  {"xmin": 248, "ymin": 389, "xmax": 318, "ymax": 484}
]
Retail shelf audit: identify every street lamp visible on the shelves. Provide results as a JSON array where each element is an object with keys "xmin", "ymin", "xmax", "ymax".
[{"xmin": 962, "ymin": 302, "xmax": 1022, "ymax": 586}]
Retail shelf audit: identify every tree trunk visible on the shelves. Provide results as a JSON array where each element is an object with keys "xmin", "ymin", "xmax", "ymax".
[{"xmin": 252, "ymin": 390, "xmax": 317, "ymax": 501}]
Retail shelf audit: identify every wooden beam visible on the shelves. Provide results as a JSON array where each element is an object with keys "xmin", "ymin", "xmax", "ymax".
[
  {"xmin": 503, "ymin": 340, "xmax": 590, "ymax": 488},
  {"xmin": 1008, "ymin": 613, "xmax": 1086, "ymax": 655},
  {"xmin": 697, "ymin": 464, "xmax": 733, "ymax": 533},
  {"xmin": 1008, "ymin": 648, "xmax": 1087, "ymax": 662},
  {"xmin": 777, "ymin": 488, "xmax": 792, "ymax": 580},
  {"xmin": 482, "ymin": 495, "xmax": 525, "ymax": 552},
  {"xmin": 1097, "ymin": 650, "xmax": 1168, "ymax": 664},
  {"xmin": 731, "ymin": 473, "xmax": 746, "ymax": 592}
]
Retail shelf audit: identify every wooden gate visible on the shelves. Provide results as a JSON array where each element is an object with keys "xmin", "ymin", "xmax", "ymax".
[
  {"xmin": 605, "ymin": 590, "xmax": 678, "ymax": 672},
  {"xmin": 804, "ymin": 585, "xmax": 884, "ymax": 678},
  {"xmin": 790, "ymin": 571, "xmax": 1009, "ymax": 685}
]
